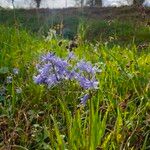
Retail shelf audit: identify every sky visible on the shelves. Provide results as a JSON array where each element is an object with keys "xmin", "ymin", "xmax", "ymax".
[
  {"xmin": 0, "ymin": 0, "xmax": 150, "ymax": 8},
  {"xmin": 0, "ymin": 0, "xmax": 76, "ymax": 8}
]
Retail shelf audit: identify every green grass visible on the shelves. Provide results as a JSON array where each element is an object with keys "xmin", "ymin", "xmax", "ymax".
[
  {"xmin": 0, "ymin": 24, "xmax": 150, "ymax": 149},
  {"xmin": 84, "ymin": 20, "xmax": 150, "ymax": 45}
]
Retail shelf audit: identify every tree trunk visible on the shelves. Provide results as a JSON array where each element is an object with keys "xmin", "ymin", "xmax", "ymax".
[
  {"xmin": 34, "ymin": 0, "xmax": 41, "ymax": 8},
  {"xmin": 95, "ymin": 0, "xmax": 102, "ymax": 6}
]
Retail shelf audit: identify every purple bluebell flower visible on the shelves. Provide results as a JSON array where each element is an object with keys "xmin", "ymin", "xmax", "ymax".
[
  {"xmin": 65, "ymin": 70, "xmax": 78, "ymax": 80},
  {"xmin": 77, "ymin": 75, "xmax": 99, "ymax": 90},
  {"xmin": 41, "ymin": 52, "xmax": 55, "ymax": 62},
  {"xmin": 45, "ymin": 74, "xmax": 59, "ymax": 87},
  {"xmin": 67, "ymin": 51, "xmax": 75, "ymax": 61},
  {"xmin": 6, "ymin": 76, "xmax": 12, "ymax": 84},
  {"xmin": 33, "ymin": 74, "xmax": 46, "ymax": 84},
  {"xmin": 34, "ymin": 52, "xmax": 100, "ymax": 104},
  {"xmin": 76, "ymin": 60, "xmax": 99, "ymax": 75},
  {"xmin": 38, "ymin": 64, "xmax": 51, "ymax": 75},
  {"xmin": 81, "ymin": 94, "xmax": 90, "ymax": 105},
  {"xmin": 54, "ymin": 59, "xmax": 68, "ymax": 71},
  {"xmin": 34, "ymin": 52, "xmax": 70, "ymax": 87},
  {"xmin": 13, "ymin": 68, "xmax": 19, "ymax": 75}
]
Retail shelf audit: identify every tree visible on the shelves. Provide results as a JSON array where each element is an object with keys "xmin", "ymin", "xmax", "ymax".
[
  {"xmin": 95, "ymin": 0, "xmax": 102, "ymax": 6},
  {"xmin": 34, "ymin": 0, "xmax": 42, "ymax": 8},
  {"xmin": 133, "ymin": 0, "xmax": 144, "ymax": 5},
  {"xmin": 86, "ymin": 0, "xmax": 102, "ymax": 6},
  {"xmin": 86, "ymin": 0, "xmax": 94, "ymax": 6},
  {"xmin": 75, "ymin": 0, "xmax": 85, "ymax": 7},
  {"xmin": 12, "ymin": 0, "xmax": 14, "ymax": 7}
]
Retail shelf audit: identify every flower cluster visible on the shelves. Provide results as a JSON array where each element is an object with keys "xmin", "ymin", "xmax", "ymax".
[
  {"xmin": 34, "ymin": 52, "xmax": 100, "ymax": 105},
  {"xmin": 33, "ymin": 52, "xmax": 70, "ymax": 88},
  {"xmin": 74, "ymin": 60, "xmax": 100, "ymax": 90}
]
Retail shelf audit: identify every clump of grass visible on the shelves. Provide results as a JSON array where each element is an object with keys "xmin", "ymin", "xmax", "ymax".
[
  {"xmin": 84, "ymin": 20, "xmax": 150, "ymax": 45},
  {"xmin": 0, "ymin": 25, "xmax": 150, "ymax": 149}
]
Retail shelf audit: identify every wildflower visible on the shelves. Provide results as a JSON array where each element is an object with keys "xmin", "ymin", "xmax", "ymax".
[
  {"xmin": 33, "ymin": 74, "xmax": 46, "ymax": 84},
  {"xmin": 13, "ymin": 68, "xmax": 19, "ymax": 75},
  {"xmin": 76, "ymin": 60, "xmax": 99, "ymax": 75},
  {"xmin": 41, "ymin": 52, "xmax": 55, "ymax": 62},
  {"xmin": 34, "ymin": 52, "xmax": 70, "ymax": 87},
  {"xmin": 67, "ymin": 51, "xmax": 75, "ymax": 61},
  {"xmin": 45, "ymin": 74, "xmax": 59, "ymax": 87},
  {"xmin": 77, "ymin": 75, "xmax": 99, "ymax": 90},
  {"xmin": 65, "ymin": 70, "xmax": 77, "ymax": 80},
  {"xmin": 41, "ymin": 53, "xmax": 68, "ymax": 70},
  {"xmin": 81, "ymin": 94, "xmax": 90, "ymax": 105},
  {"xmin": 6, "ymin": 76, "xmax": 12, "ymax": 84},
  {"xmin": 34, "ymin": 52, "xmax": 100, "ymax": 105}
]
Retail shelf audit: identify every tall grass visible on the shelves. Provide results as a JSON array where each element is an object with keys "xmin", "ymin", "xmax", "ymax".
[{"xmin": 0, "ymin": 25, "xmax": 150, "ymax": 149}]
